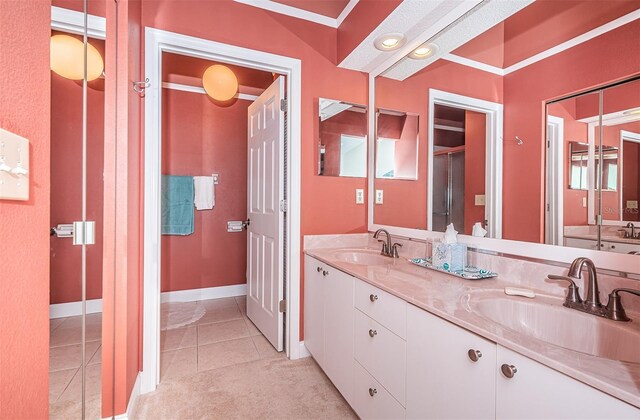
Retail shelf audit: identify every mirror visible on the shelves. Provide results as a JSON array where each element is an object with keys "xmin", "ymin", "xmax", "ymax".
[
  {"xmin": 372, "ymin": 0, "xmax": 640, "ymax": 254},
  {"xmin": 317, "ymin": 98, "xmax": 367, "ymax": 177},
  {"xmin": 376, "ymin": 109, "xmax": 418, "ymax": 180}
]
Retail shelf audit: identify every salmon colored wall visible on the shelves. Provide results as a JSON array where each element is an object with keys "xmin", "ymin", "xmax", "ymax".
[
  {"xmin": 161, "ymin": 89, "xmax": 249, "ymax": 292},
  {"xmin": 49, "ymin": 69, "xmax": 105, "ymax": 305},
  {"xmin": 0, "ymin": 1, "xmax": 51, "ymax": 419},
  {"xmin": 394, "ymin": 115, "xmax": 419, "ymax": 179},
  {"xmin": 374, "ymin": 59, "xmax": 503, "ymax": 230},
  {"xmin": 464, "ymin": 111, "xmax": 486, "ymax": 235},
  {"xmin": 319, "ymin": 109, "xmax": 368, "ymax": 176},
  {"xmin": 502, "ymin": 20, "xmax": 640, "ymax": 243},
  {"xmin": 142, "ymin": 0, "xmax": 368, "ymax": 341}
]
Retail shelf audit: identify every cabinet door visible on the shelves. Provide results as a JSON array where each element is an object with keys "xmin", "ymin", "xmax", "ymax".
[
  {"xmin": 353, "ymin": 360, "xmax": 406, "ymax": 420},
  {"xmin": 496, "ymin": 345, "xmax": 639, "ymax": 419},
  {"xmin": 324, "ymin": 268, "xmax": 355, "ymax": 403},
  {"xmin": 303, "ymin": 255, "xmax": 324, "ymax": 365},
  {"xmin": 406, "ymin": 305, "xmax": 496, "ymax": 419}
]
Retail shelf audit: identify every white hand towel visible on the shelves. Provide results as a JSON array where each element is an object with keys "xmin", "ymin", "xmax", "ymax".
[{"xmin": 193, "ymin": 176, "xmax": 214, "ymax": 210}]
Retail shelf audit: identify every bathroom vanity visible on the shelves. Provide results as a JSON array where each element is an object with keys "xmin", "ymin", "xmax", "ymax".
[{"xmin": 303, "ymin": 236, "xmax": 640, "ymax": 419}]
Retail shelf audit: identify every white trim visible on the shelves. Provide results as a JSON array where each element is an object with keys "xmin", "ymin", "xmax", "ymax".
[
  {"xmin": 298, "ymin": 341, "xmax": 311, "ymax": 358},
  {"xmin": 161, "ymin": 82, "xmax": 259, "ymax": 101},
  {"xmin": 579, "ymin": 109, "xmax": 640, "ymax": 126},
  {"xmin": 425, "ymin": 89, "xmax": 503, "ymax": 238},
  {"xmin": 50, "ymin": 299, "xmax": 103, "ymax": 319},
  {"xmin": 545, "ymin": 115, "xmax": 564, "ymax": 246},
  {"xmin": 619, "ymin": 130, "xmax": 640, "ymax": 224},
  {"xmin": 444, "ymin": 53, "xmax": 505, "ymax": 76},
  {"xmin": 233, "ymin": 0, "xmax": 358, "ymax": 28},
  {"xmin": 160, "ymin": 284, "xmax": 247, "ymax": 303},
  {"xmin": 51, "ymin": 6, "xmax": 106, "ymax": 39},
  {"xmin": 143, "ymin": 27, "xmax": 302, "ymax": 395}
]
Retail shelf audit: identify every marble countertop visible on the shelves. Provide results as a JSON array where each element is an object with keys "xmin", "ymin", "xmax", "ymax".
[{"xmin": 305, "ymin": 246, "xmax": 640, "ymax": 409}]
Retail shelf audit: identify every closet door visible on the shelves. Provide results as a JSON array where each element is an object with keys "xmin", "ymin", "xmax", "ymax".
[{"xmin": 246, "ymin": 76, "xmax": 286, "ymax": 351}]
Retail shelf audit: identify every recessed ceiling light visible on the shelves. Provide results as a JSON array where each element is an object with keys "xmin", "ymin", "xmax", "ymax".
[
  {"xmin": 623, "ymin": 108, "xmax": 640, "ymax": 116},
  {"xmin": 408, "ymin": 43, "xmax": 438, "ymax": 60},
  {"xmin": 374, "ymin": 33, "xmax": 406, "ymax": 51}
]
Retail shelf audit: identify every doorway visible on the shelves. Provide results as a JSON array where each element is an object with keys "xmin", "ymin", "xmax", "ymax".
[{"xmin": 142, "ymin": 28, "xmax": 302, "ymax": 394}]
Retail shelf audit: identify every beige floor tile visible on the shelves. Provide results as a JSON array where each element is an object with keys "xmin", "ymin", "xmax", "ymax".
[
  {"xmin": 50, "ymin": 322, "xmax": 102, "ymax": 347},
  {"xmin": 235, "ymin": 295, "xmax": 247, "ymax": 314},
  {"xmin": 160, "ymin": 326, "xmax": 197, "ymax": 351},
  {"xmin": 197, "ymin": 319, "xmax": 249, "ymax": 346},
  {"xmin": 161, "ymin": 347, "xmax": 198, "ymax": 381},
  {"xmin": 58, "ymin": 313, "xmax": 102, "ymax": 329},
  {"xmin": 57, "ymin": 363, "xmax": 102, "ymax": 403},
  {"xmin": 49, "ymin": 368, "xmax": 78, "ymax": 403},
  {"xmin": 196, "ymin": 302, "xmax": 243, "ymax": 325},
  {"xmin": 243, "ymin": 316, "xmax": 262, "ymax": 336},
  {"xmin": 198, "ymin": 297, "xmax": 238, "ymax": 310},
  {"xmin": 88, "ymin": 344, "xmax": 101, "ymax": 365},
  {"xmin": 50, "ymin": 394, "xmax": 101, "ymax": 420},
  {"xmin": 197, "ymin": 337, "xmax": 260, "ymax": 372},
  {"xmin": 49, "ymin": 340, "xmax": 101, "ymax": 372},
  {"xmin": 50, "ymin": 318, "xmax": 66, "ymax": 333},
  {"xmin": 251, "ymin": 334, "xmax": 284, "ymax": 360}
]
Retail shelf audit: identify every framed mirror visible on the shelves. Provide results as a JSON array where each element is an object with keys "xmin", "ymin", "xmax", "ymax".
[{"xmin": 317, "ymin": 98, "xmax": 367, "ymax": 178}]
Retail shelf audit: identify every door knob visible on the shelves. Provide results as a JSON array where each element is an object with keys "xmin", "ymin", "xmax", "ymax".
[
  {"xmin": 369, "ymin": 388, "xmax": 377, "ymax": 397},
  {"xmin": 501, "ymin": 364, "xmax": 517, "ymax": 378},
  {"xmin": 368, "ymin": 329, "xmax": 377, "ymax": 337},
  {"xmin": 369, "ymin": 294, "xmax": 378, "ymax": 302},
  {"xmin": 468, "ymin": 349, "xmax": 482, "ymax": 362},
  {"xmin": 316, "ymin": 267, "xmax": 322, "ymax": 272},
  {"xmin": 322, "ymin": 270, "xmax": 328, "ymax": 276}
]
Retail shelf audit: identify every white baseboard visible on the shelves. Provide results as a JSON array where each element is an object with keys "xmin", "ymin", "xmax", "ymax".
[
  {"xmin": 106, "ymin": 371, "xmax": 141, "ymax": 420},
  {"xmin": 298, "ymin": 341, "xmax": 311, "ymax": 358},
  {"xmin": 50, "ymin": 298, "xmax": 103, "ymax": 319},
  {"xmin": 160, "ymin": 284, "xmax": 247, "ymax": 303}
]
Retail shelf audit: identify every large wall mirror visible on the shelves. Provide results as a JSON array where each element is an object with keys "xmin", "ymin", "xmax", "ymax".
[{"xmin": 371, "ymin": 0, "xmax": 640, "ymax": 256}]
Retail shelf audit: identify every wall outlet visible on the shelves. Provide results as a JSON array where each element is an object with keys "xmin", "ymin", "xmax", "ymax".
[
  {"xmin": 0, "ymin": 128, "xmax": 30, "ymax": 201},
  {"xmin": 583, "ymin": 197, "xmax": 587, "ymax": 208},
  {"xmin": 355, "ymin": 189, "xmax": 364, "ymax": 204},
  {"xmin": 627, "ymin": 200, "xmax": 638, "ymax": 209},
  {"xmin": 474, "ymin": 195, "xmax": 485, "ymax": 206},
  {"xmin": 375, "ymin": 190, "xmax": 384, "ymax": 204}
]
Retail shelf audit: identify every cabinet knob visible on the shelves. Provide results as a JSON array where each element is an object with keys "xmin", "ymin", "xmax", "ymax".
[
  {"xmin": 369, "ymin": 388, "xmax": 377, "ymax": 397},
  {"xmin": 316, "ymin": 266, "xmax": 322, "ymax": 272},
  {"xmin": 368, "ymin": 329, "xmax": 377, "ymax": 338},
  {"xmin": 467, "ymin": 349, "xmax": 482, "ymax": 362},
  {"xmin": 611, "ymin": 245, "xmax": 616, "ymax": 249},
  {"xmin": 322, "ymin": 270, "xmax": 329, "ymax": 276},
  {"xmin": 501, "ymin": 364, "xmax": 517, "ymax": 378},
  {"xmin": 369, "ymin": 294, "xmax": 378, "ymax": 302}
]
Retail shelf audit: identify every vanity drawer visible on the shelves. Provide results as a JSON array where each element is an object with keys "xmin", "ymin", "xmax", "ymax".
[
  {"xmin": 355, "ymin": 309, "xmax": 406, "ymax": 406},
  {"xmin": 355, "ymin": 279, "xmax": 407, "ymax": 338},
  {"xmin": 353, "ymin": 360, "xmax": 406, "ymax": 420}
]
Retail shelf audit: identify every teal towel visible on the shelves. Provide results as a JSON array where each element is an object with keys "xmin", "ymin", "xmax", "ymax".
[{"xmin": 161, "ymin": 175, "xmax": 195, "ymax": 235}]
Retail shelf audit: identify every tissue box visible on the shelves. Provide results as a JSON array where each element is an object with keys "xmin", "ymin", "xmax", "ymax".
[{"xmin": 432, "ymin": 242, "xmax": 467, "ymax": 272}]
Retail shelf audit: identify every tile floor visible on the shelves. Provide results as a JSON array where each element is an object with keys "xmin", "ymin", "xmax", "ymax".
[
  {"xmin": 49, "ymin": 312, "xmax": 103, "ymax": 419},
  {"xmin": 134, "ymin": 295, "xmax": 356, "ymax": 419}
]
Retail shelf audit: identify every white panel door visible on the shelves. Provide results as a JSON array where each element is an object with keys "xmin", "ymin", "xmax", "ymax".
[{"xmin": 247, "ymin": 76, "xmax": 285, "ymax": 351}]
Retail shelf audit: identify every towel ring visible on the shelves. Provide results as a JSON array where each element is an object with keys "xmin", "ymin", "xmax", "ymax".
[{"xmin": 133, "ymin": 78, "xmax": 150, "ymax": 95}]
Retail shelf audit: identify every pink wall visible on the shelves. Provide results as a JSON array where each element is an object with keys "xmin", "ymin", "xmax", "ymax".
[
  {"xmin": 50, "ymin": 54, "xmax": 105, "ymax": 305},
  {"xmin": 0, "ymin": 1, "xmax": 51, "ymax": 418},
  {"xmin": 319, "ymin": 108, "xmax": 368, "ymax": 176},
  {"xmin": 464, "ymin": 111, "xmax": 486, "ymax": 235},
  {"xmin": 142, "ymin": 0, "xmax": 369, "ymax": 341},
  {"xmin": 394, "ymin": 114, "xmax": 419, "ymax": 179},
  {"xmin": 161, "ymin": 88, "xmax": 249, "ymax": 292},
  {"xmin": 375, "ymin": 59, "xmax": 503, "ymax": 230}
]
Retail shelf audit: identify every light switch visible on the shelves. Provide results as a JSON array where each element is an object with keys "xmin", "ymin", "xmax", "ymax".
[
  {"xmin": 627, "ymin": 200, "xmax": 638, "ymax": 209},
  {"xmin": 474, "ymin": 194, "xmax": 485, "ymax": 206},
  {"xmin": 355, "ymin": 189, "xmax": 364, "ymax": 204},
  {"xmin": 0, "ymin": 128, "xmax": 29, "ymax": 201},
  {"xmin": 375, "ymin": 190, "xmax": 384, "ymax": 204},
  {"xmin": 583, "ymin": 197, "xmax": 587, "ymax": 208}
]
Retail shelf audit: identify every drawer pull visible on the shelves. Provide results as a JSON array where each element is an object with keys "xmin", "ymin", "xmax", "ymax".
[
  {"xmin": 468, "ymin": 349, "xmax": 482, "ymax": 362},
  {"xmin": 368, "ymin": 329, "xmax": 377, "ymax": 338},
  {"xmin": 369, "ymin": 294, "xmax": 378, "ymax": 302},
  {"xmin": 501, "ymin": 364, "xmax": 517, "ymax": 378},
  {"xmin": 322, "ymin": 270, "xmax": 329, "ymax": 276},
  {"xmin": 316, "ymin": 266, "xmax": 322, "ymax": 272},
  {"xmin": 369, "ymin": 388, "xmax": 377, "ymax": 397}
]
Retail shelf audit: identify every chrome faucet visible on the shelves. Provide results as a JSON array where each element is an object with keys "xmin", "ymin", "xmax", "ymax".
[
  {"xmin": 548, "ymin": 257, "xmax": 640, "ymax": 321},
  {"xmin": 625, "ymin": 222, "xmax": 637, "ymax": 239},
  {"xmin": 373, "ymin": 229, "xmax": 402, "ymax": 258}
]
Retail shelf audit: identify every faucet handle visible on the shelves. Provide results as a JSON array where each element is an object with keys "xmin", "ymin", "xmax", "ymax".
[
  {"xmin": 377, "ymin": 240, "xmax": 389, "ymax": 256},
  {"xmin": 547, "ymin": 275, "xmax": 582, "ymax": 305},
  {"xmin": 605, "ymin": 288, "xmax": 640, "ymax": 322},
  {"xmin": 391, "ymin": 242, "xmax": 403, "ymax": 258}
]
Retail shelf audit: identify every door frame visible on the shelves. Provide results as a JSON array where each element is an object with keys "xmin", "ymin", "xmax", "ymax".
[
  {"xmin": 142, "ymin": 27, "xmax": 302, "ymax": 394},
  {"xmin": 545, "ymin": 115, "xmax": 564, "ymax": 245},
  {"xmin": 426, "ymin": 89, "xmax": 503, "ymax": 238}
]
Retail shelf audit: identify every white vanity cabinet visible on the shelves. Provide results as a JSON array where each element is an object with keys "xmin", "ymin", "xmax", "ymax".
[
  {"xmin": 406, "ymin": 304, "xmax": 496, "ymax": 419},
  {"xmin": 496, "ymin": 346, "xmax": 639, "ymax": 419},
  {"xmin": 564, "ymin": 237, "xmax": 639, "ymax": 253},
  {"xmin": 303, "ymin": 255, "xmax": 354, "ymax": 402}
]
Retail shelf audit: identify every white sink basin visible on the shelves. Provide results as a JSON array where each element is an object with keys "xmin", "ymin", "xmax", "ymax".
[
  {"xmin": 331, "ymin": 249, "xmax": 392, "ymax": 266},
  {"xmin": 467, "ymin": 292, "xmax": 640, "ymax": 364}
]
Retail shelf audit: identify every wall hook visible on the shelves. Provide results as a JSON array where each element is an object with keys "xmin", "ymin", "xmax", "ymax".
[
  {"xmin": 133, "ymin": 78, "xmax": 150, "ymax": 95},
  {"xmin": 515, "ymin": 135, "xmax": 524, "ymax": 145}
]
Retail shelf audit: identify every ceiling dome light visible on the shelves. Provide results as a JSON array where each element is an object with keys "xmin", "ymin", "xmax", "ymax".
[
  {"xmin": 50, "ymin": 34, "xmax": 104, "ymax": 81},
  {"xmin": 408, "ymin": 43, "xmax": 438, "ymax": 60},
  {"xmin": 374, "ymin": 33, "xmax": 406, "ymax": 51},
  {"xmin": 202, "ymin": 64, "xmax": 239, "ymax": 102}
]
